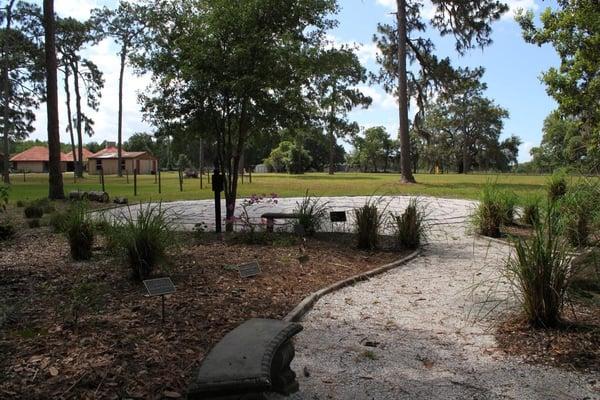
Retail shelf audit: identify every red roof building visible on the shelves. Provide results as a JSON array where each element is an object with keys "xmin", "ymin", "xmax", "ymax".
[
  {"xmin": 88, "ymin": 146, "xmax": 158, "ymax": 175},
  {"xmin": 10, "ymin": 146, "xmax": 68, "ymax": 173}
]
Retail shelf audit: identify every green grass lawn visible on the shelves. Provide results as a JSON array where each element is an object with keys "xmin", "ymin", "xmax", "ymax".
[{"xmin": 4, "ymin": 171, "xmax": 555, "ymax": 204}]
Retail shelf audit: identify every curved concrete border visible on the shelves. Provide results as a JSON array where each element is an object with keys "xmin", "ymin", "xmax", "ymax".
[{"xmin": 283, "ymin": 250, "xmax": 421, "ymax": 322}]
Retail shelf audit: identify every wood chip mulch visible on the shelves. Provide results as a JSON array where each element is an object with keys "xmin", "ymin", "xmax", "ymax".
[
  {"xmin": 0, "ymin": 228, "xmax": 405, "ymax": 399},
  {"xmin": 495, "ymin": 303, "xmax": 600, "ymax": 375}
]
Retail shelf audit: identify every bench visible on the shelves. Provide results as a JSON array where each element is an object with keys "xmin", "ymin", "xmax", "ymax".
[
  {"xmin": 188, "ymin": 318, "xmax": 303, "ymax": 400},
  {"xmin": 260, "ymin": 213, "xmax": 301, "ymax": 233}
]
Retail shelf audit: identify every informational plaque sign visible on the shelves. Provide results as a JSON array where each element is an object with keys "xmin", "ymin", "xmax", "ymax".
[
  {"xmin": 238, "ymin": 261, "xmax": 261, "ymax": 278},
  {"xmin": 329, "ymin": 211, "xmax": 347, "ymax": 222},
  {"xmin": 143, "ymin": 277, "xmax": 176, "ymax": 296}
]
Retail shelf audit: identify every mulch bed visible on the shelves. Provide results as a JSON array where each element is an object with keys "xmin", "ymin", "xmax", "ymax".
[
  {"xmin": 495, "ymin": 302, "xmax": 600, "ymax": 375},
  {"xmin": 0, "ymin": 228, "xmax": 404, "ymax": 399}
]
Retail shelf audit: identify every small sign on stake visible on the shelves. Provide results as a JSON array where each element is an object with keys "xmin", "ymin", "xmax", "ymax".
[
  {"xmin": 238, "ymin": 261, "xmax": 261, "ymax": 278},
  {"xmin": 329, "ymin": 211, "xmax": 347, "ymax": 222},
  {"xmin": 143, "ymin": 277, "xmax": 176, "ymax": 323}
]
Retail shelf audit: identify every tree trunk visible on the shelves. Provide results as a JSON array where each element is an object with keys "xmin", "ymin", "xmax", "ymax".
[
  {"xmin": 2, "ymin": 0, "xmax": 15, "ymax": 184},
  {"xmin": 73, "ymin": 62, "xmax": 83, "ymax": 178},
  {"xmin": 396, "ymin": 0, "xmax": 416, "ymax": 184},
  {"xmin": 64, "ymin": 68, "xmax": 77, "ymax": 172},
  {"xmin": 43, "ymin": 0, "xmax": 64, "ymax": 199},
  {"xmin": 117, "ymin": 45, "xmax": 126, "ymax": 177},
  {"xmin": 327, "ymin": 100, "xmax": 335, "ymax": 175},
  {"xmin": 462, "ymin": 142, "xmax": 470, "ymax": 174}
]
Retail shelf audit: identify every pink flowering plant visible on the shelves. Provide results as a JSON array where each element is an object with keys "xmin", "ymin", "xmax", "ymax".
[{"xmin": 226, "ymin": 193, "xmax": 278, "ymax": 241}]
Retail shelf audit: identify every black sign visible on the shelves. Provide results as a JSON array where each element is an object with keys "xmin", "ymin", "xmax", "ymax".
[
  {"xmin": 238, "ymin": 261, "xmax": 261, "ymax": 278},
  {"xmin": 330, "ymin": 211, "xmax": 347, "ymax": 222},
  {"xmin": 143, "ymin": 277, "xmax": 176, "ymax": 296}
]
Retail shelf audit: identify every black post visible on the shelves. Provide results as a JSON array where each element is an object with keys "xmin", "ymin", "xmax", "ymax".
[
  {"xmin": 200, "ymin": 169, "xmax": 203, "ymax": 190},
  {"xmin": 23, "ymin": 170, "xmax": 25, "ymax": 182},
  {"xmin": 212, "ymin": 165, "xmax": 223, "ymax": 233},
  {"xmin": 249, "ymin": 167, "xmax": 252, "ymax": 184},
  {"xmin": 158, "ymin": 168, "xmax": 162, "ymax": 194},
  {"xmin": 125, "ymin": 166, "xmax": 129, "ymax": 184},
  {"xmin": 100, "ymin": 167, "xmax": 105, "ymax": 193},
  {"xmin": 179, "ymin": 167, "xmax": 183, "ymax": 192},
  {"xmin": 241, "ymin": 170, "xmax": 244, "ymax": 184},
  {"xmin": 134, "ymin": 168, "xmax": 137, "ymax": 196}
]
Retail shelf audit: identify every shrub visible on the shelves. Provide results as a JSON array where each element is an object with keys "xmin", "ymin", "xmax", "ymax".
[
  {"xmin": 0, "ymin": 185, "xmax": 8, "ymax": 211},
  {"xmin": 24, "ymin": 205, "xmax": 43, "ymax": 219},
  {"xmin": 472, "ymin": 182, "xmax": 503, "ymax": 238},
  {"xmin": 27, "ymin": 219, "xmax": 40, "ymax": 229},
  {"xmin": 0, "ymin": 219, "xmax": 15, "ymax": 241},
  {"xmin": 505, "ymin": 204, "xmax": 574, "ymax": 328},
  {"xmin": 109, "ymin": 203, "xmax": 175, "ymax": 280},
  {"xmin": 294, "ymin": 190, "xmax": 328, "ymax": 236},
  {"xmin": 64, "ymin": 202, "xmax": 95, "ymax": 261},
  {"xmin": 48, "ymin": 210, "xmax": 68, "ymax": 233},
  {"xmin": 391, "ymin": 198, "xmax": 426, "ymax": 250},
  {"xmin": 354, "ymin": 199, "xmax": 383, "ymax": 250},
  {"xmin": 560, "ymin": 181, "xmax": 598, "ymax": 247},
  {"xmin": 520, "ymin": 195, "xmax": 541, "ymax": 226},
  {"xmin": 500, "ymin": 191, "xmax": 518, "ymax": 226},
  {"xmin": 16, "ymin": 200, "xmax": 24, "ymax": 208},
  {"xmin": 547, "ymin": 170, "xmax": 568, "ymax": 203}
]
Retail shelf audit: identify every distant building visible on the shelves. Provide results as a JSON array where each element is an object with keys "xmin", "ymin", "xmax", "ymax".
[
  {"xmin": 63, "ymin": 148, "xmax": 94, "ymax": 172},
  {"xmin": 10, "ymin": 146, "xmax": 68, "ymax": 172},
  {"xmin": 254, "ymin": 164, "xmax": 268, "ymax": 173},
  {"xmin": 88, "ymin": 145, "xmax": 158, "ymax": 175}
]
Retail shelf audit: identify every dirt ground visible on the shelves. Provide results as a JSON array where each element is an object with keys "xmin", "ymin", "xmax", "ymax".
[{"xmin": 0, "ymin": 228, "xmax": 403, "ymax": 400}]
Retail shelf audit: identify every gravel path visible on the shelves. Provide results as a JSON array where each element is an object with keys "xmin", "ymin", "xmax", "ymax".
[{"xmin": 286, "ymin": 199, "xmax": 599, "ymax": 400}]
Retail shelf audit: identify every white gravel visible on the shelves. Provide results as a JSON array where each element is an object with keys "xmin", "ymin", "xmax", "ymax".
[{"xmin": 287, "ymin": 198, "xmax": 599, "ymax": 400}]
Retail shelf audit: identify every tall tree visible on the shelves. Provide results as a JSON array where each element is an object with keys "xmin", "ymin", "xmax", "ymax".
[
  {"xmin": 139, "ymin": 0, "xmax": 340, "ymax": 231},
  {"xmin": 373, "ymin": 0, "xmax": 508, "ymax": 183},
  {"xmin": 0, "ymin": 0, "xmax": 44, "ymax": 183},
  {"xmin": 43, "ymin": 0, "xmax": 63, "ymax": 199},
  {"xmin": 92, "ymin": 1, "xmax": 146, "ymax": 177},
  {"xmin": 312, "ymin": 46, "xmax": 371, "ymax": 174},
  {"xmin": 517, "ymin": 1, "xmax": 600, "ymax": 172},
  {"xmin": 56, "ymin": 17, "xmax": 104, "ymax": 177}
]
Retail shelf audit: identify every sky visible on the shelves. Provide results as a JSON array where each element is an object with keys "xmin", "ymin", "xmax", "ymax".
[{"xmin": 30, "ymin": 0, "xmax": 560, "ymax": 163}]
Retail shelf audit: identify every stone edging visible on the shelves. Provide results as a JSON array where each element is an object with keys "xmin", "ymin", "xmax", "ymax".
[{"xmin": 283, "ymin": 250, "xmax": 421, "ymax": 323}]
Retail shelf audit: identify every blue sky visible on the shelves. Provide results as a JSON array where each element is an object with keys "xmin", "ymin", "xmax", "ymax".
[{"xmin": 31, "ymin": 0, "xmax": 560, "ymax": 162}]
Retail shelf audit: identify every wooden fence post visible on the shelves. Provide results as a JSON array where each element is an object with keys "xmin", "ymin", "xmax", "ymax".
[
  {"xmin": 158, "ymin": 169, "xmax": 161, "ymax": 194},
  {"xmin": 178, "ymin": 168, "xmax": 183, "ymax": 192},
  {"xmin": 134, "ymin": 168, "xmax": 137, "ymax": 196},
  {"xmin": 100, "ymin": 167, "xmax": 105, "ymax": 193}
]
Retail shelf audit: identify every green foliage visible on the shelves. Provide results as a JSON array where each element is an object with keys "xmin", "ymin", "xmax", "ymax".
[
  {"xmin": 64, "ymin": 202, "xmax": 95, "ymax": 261},
  {"xmin": 192, "ymin": 222, "xmax": 208, "ymax": 241},
  {"xmin": 0, "ymin": 219, "xmax": 15, "ymax": 241},
  {"xmin": 108, "ymin": 203, "xmax": 175, "ymax": 280},
  {"xmin": 517, "ymin": 2, "xmax": 600, "ymax": 172},
  {"xmin": 265, "ymin": 140, "xmax": 312, "ymax": 174},
  {"xmin": 473, "ymin": 182, "xmax": 503, "ymax": 238},
  {"xmin": 391, "ymin": 198, "xmax": 426, "ymax": 250},
  {"xmin": 499, "ymin": 190, "xmax": 518, "ymax": 226},
  {"xmin": 505, "ymin": 204, "xmax": 574, "ymax": 328},
  {"xmin": 354, "ymin": 199, "xmax": 383, "ymax": 250},
  {"xmin": 66, "ymin": 281, "xmax": 106, "ymax": 327},
  {"xmin": 560, "ymin": 181, "xmax": 599, "ymax": 247},
  {"xmin": 16, "ymin": 200, "xmax": 24, "ymax": 208},
  {"xmin": 547, "ymin": 170, "xmax": 568, "ymax": 202},
  {"xmin": 349, "ymin": 126, "xmax": 395, "ymax": 173},
  {"xmin": 23, "ymin": 205, "xmax": 43, "ymax": 219},
  {"xmin": 520, "ymin": 195, "xmax": 541, "ymax": 226},
  {"xmin": 48, "ymin": 209, "xmax": 68, "ymax": 232},
  {"xmin": 293, "ymin": 191, "xmax": 329, "ymax": 236}
]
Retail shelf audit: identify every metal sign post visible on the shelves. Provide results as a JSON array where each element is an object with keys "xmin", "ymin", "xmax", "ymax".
[
  {"xmin": 143, "ymin": 277, "xmax": 176, "ymax": 323},
  {"xmin": 212, "ymin": 164, "xmax": 224, "ymax": 233}
]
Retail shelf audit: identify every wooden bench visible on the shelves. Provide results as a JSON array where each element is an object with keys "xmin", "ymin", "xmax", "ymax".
[
  {"xmin": 187, "ymin": 318, "xmax": 303, "ymax": 400},
  {"xmin": 260, "ymin": 213, "xmax": 301, "ymax": 233}
]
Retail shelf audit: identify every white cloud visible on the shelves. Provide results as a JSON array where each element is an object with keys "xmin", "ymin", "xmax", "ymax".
[
  {"xmin": 358, "ymin": 85, "xmax": 397, "ymax": 110},
  {"xmin": 518, "ymin": 141, "xmax": 535, "ymax": 162}
]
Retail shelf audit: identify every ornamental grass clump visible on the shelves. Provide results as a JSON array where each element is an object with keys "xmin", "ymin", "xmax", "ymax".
[
  {"xmin": 110, "ymin": 203, "xmax": 175, "ymax": 280},
  {"xmin": 294, "ymin": 190, "xmax": 328, "ymax": 236},
  {"xmin": 473, "ymin": 182, "xmax": 503, "ymax": 238},
  {"xmin": 391, "ymin": 198, "xmax": 427, "ymax": 250},
  {"xmin": 505, "ymin": 204, "xmax": 574, "ymax": 328},
  {"xmin": 520, "ymin": 195, "xmax": 541, "ymax": 226},
  {"xmin": 64, "ymin": 202, "xmax": 95, "ymax": 261},
  {"xmin": 560, "ymin": 181, "xmax": 598, "ymax": 248},
  {"xmin": 500, "ymin": 190, "xmax": 518, "ymax": 226},
  {"xmin": 547, "ymin": 170, "xmax": 568, "ymax": 203},
  {"xmin": 354, "ymin": 199, "xmax": 383, "ymax": 250}
]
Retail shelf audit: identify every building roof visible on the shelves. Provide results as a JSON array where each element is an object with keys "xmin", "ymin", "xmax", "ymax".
[
  {"xmin": 89, "ymin": 146, "xmax": 157, "ymax": 160},
  {"xmin": 63, "ymin": 148, "xmax": 93, "ymax": 162},
  {"xmin": 10, "ymin": 146, "xmax": 69, "ymax": 162}
]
